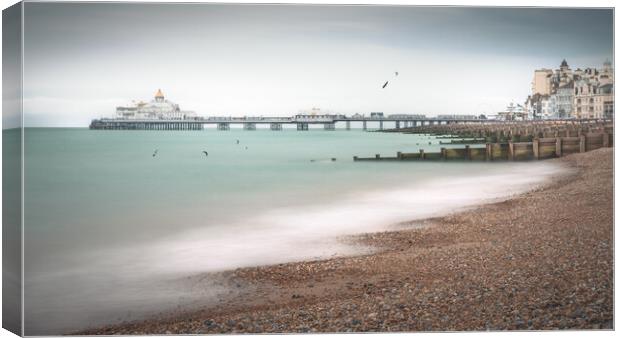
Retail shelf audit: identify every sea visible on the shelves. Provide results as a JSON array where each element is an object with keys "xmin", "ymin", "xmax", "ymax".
[{"xmin": 19, "ymin": 127, "xmax": 564, "ymax": 334}]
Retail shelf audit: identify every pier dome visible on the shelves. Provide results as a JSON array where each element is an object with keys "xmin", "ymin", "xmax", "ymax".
[{"xmin": 155, "ymin": 89, "xmax": 165, "ymax": 102}]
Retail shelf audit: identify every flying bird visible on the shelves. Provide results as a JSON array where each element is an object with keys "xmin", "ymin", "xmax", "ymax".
[
  {"xmin": 382, "ymin": 81, "xmax": 389, "ymax": 89},
  {"xmin": 395, "ymin": 71, "xmax": 399, "ymax": 76},
  {"xmin": 202, "ymin": 151, "xmax": 209, "ymax": 157}
]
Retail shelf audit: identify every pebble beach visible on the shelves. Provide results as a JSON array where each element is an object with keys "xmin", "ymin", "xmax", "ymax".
[{"xmin": 79, "ymin": 148, "xmax": 613, "ymax": 334}]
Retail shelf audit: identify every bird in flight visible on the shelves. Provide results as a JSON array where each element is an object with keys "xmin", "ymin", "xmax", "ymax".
[
  {"xmin": 382, "ymin": 71, "xmax": 399, "ymax": 89},
  {"xmin": 202, "ymin": 151, "xmax": 209, "ymax": 157}
]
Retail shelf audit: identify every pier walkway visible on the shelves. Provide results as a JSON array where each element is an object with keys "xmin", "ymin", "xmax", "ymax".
[{"xmin": 89, "ymin": 116, "xmax": 495, "ymax": 131}]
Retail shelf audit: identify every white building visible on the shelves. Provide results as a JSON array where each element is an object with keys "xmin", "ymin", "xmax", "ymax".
[{"xmin": 115, "ymin": 89, "xmax": 196, "ymax": 120}]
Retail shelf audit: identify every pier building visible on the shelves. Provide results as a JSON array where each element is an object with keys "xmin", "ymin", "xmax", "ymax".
[{"xmin": 114, "ymin": 89, "xmax": 196, "ymax": 120}]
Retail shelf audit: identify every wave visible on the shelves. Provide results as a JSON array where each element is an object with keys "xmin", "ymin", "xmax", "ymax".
[{"xmin": 25, "ymin": 160, "xmax": 566, "ymax": 334}]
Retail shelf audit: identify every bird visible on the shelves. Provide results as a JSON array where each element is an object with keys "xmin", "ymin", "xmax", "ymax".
[
  {"xmin": 202, "ymin": 151, "xmax": 208, "ymax": 157},
  {"xmin": 382, "ymin": 81, "xmax": 389, "ymax": 89},
  {"xmin": 152, "ymin": 149, "xmax": 158, "ymax": 157},
  {"xmin": 395, "ymin": 71, "xmax": 399, "ymax": 76},
  {"xmin": 236, "ymin": 139, "xmax": 240, "ymax": 145},
  {"xmin": 245, "ymin": 146, "xmax": 248, "ymax": 150}
]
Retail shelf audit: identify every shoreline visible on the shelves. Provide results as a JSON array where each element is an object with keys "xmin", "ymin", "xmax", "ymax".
[{"xmin": 78, "ymin": 148, "xmax": 613, "ymax": 334}]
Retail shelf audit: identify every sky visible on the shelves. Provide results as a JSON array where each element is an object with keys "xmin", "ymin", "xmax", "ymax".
[{"xmin": 19, "ymin": 3, "xmax": 614, "ymax": 127}]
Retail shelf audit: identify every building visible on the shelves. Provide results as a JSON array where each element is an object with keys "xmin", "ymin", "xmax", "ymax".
[
  {"xmin": 370, "ymin": 112, "xmax": 384, "ymax": 119},
  {"xmin": 598, "ymin": 83, "xmax": 614, "ymax": 119},
  {"xmin": 295, "ymin": 107, "xmax": 345, "ymax": 121},
  {"xmin": 555, "ymin": 84, "xmax": 574, "ymax": 118},
  {"xmin": 531, "ymin": 69, "xmax": 553, "ymax": 95},
  {"xmin": 115, "ymin": 89, "xmax": 195, "ymax": 120},
  {"xmin": 497, "ymin": 103, "xmax": 528, "ymax": 121},
  {"xmin": 437, "ymin": 114, "xmax": 478, "ymax": 120},
  {"xmin": 525, "ymin": 93, "xmax": 552, "ymax": 119},
  {"xmin": 528, "ymin": 60, "xmax": 614, "ymax": 119},
  {"xmin": 387, "ymin": 114, "xmax": 426, "ymax": 119}
]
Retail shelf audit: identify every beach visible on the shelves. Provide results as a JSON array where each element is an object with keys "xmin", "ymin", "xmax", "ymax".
[{"xmin": 79, "ymin": 147, "xmax": 613, "ymax": 334}]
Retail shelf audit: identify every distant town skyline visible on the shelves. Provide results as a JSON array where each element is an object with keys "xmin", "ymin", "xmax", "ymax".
[{"xmin": 20, "ymin": 3, "xmax": 614, "ymax": 126}]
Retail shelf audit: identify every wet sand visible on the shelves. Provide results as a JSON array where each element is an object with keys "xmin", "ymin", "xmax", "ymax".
[{"xmin": 79, "ymin": 148, "xmax": 613, "ymax": 334}]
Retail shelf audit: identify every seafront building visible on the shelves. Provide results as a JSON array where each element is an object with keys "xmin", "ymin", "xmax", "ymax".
[
  {"xmin": 496, "ymin": 103, "xmax": 529, "ymax": 121},
  {"xmin": 114, "ymin": 89, "xmax": 196, "ymax": 120},
  {"xmin": 526, "ymin": 60, "xmax": 614, "ymax": 119}
]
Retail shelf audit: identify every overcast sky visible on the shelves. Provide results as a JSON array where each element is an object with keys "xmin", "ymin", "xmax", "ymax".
[{"xmin": 21, "ymin": 3, "xmax": 613, "ymax": 127}]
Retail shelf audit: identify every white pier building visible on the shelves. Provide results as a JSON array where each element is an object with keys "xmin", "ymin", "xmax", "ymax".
[{"xmin": 115, "ymin": 89, "xmax": 196, "ymax": 120}]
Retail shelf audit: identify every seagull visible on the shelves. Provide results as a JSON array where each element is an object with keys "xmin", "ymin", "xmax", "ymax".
[
  {"xmin": 236, "ymin": 139, "xmax": 240, "ymax": 145},
  {"xmin": 202, "ymin": 151, "xmax": 208, "ymax": 157},
  {"xmin": 395, "ymin": 71, "xmax": 399, "ymax": 76},
  {"xmin": 382, "ymin": 81, "xmax": 389, "ymax": 89},
  {"xmin": 152, "ymin": 149, "xmax": 158, "ymax": 157}
]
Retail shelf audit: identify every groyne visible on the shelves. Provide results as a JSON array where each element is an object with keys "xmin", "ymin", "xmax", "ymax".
[{"xmin": 354, "ymin": 120, "xmax": 613, "ymax": 162}]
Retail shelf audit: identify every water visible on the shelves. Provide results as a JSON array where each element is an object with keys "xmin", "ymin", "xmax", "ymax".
[{"xmin": 22, "ymin": 128, "xmax": 564, "ymax": 334}]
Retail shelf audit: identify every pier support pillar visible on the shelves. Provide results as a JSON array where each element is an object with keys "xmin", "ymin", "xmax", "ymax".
[
  {"xmin": 346, "ymin": 121, "xmax": 351, "ymax": 130},
  {"xmin": 324, "ymin": 122, "xmax": 335, "ymax": 131},
  {"xmin": 395, "ymin": 121, "xmax": 401, "ymax": 129},
  {"xmin": 297, "ymin": 122, "xmax": 309, "ymax": 131},
  {"xmin": 270, "ymin": 123, "xmax": 283, "ymax": 131},
  {"xmin": 379, "ymin": 121, "xmax": 384, "ymax": 130},
  {"xmin": 217, "ymin": 123, "xmax": 230, "ymax": 131},
  {"xmin": 243, "ymin": 123, "xmax": 257, "ymax": 131},
  {"xmin": 363, "ymin": 121, "xmax": 367, "ymax": 131}
]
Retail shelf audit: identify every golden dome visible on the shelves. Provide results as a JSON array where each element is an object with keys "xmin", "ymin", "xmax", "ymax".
[{"xmin": 155, "ymin": 89, "xmax": 164, "ymax": 98}]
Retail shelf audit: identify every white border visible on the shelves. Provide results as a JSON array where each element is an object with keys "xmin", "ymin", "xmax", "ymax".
[{"xmin": 0, "ymin": 1, "xmax": 616, "ymax": 338}]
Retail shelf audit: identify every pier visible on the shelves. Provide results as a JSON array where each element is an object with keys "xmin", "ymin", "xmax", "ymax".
[{"xmin": 89, "ymin": 116, "xmax": 492, "ymax": 131}]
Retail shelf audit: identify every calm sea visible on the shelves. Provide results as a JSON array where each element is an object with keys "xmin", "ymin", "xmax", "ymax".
[{"xmin": 21, "ymin": 128, "xmax": 563, "ymax": 334}]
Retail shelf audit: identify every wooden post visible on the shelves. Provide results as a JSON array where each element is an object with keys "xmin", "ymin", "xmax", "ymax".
[
  {"xmin": 419, "ymin": 149, "xmax": 425, "ymax": 160},
  {"xmin": 486, "ymin": 143, "xmax": 492, "ymax": 161},
  {"xmin": 533, "ymin": 139, "xmax": 540, "ymax": 160},
  {"xmin": 555, "ymin": 137, "xmax": 562, "ymax": 157},
  {"xmin": 440, "ymin": 147, "xmax": 447, "ymax": 160},
  {"xmin": 603, "ymin": 132, "xmax": 610, "ymax": 147},
  {"xmin": 508, "ymin": 142, "xmax": 514, "ymax": 161},
  {"xmin": 375, "ymin": 154, "xmax": 380, "ymax": 159},
  {"xmin": 465, "ymin": 145, "xmax": 471, "ymax": 160},
  {"xmin": 353, "ymin": 156, "xmax": 358, "ymax": 161},
  {"xmin": 579, "ymin": 135, "xmax": 586, "ymax": 153},
  {"xmin": 397, "ymin": 151, "xmax": 402, "ymax": 160}
]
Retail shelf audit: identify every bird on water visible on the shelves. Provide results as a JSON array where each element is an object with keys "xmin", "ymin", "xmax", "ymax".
[
  {"xmin": 152, "ymin": 149, "xmax": 158, "ymax": 157},
  {"xmin": 202, "ymin": 151, "xmax": 209, "ymax": 157}
]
